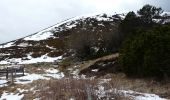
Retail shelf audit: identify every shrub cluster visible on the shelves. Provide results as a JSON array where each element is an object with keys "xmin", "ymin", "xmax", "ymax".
[
  {"xmin": 119, "ymin": 23, "xmax": 170, "ymax": 78},
  {"xmin": 118, "ymin": 4, "xmax": 170, "ymax": 78}
]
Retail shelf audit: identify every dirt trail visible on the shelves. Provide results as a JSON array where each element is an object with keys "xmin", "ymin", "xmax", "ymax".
[{"xmin": 79, "ymin": 53, "xmax": 119, "ymax": 72}]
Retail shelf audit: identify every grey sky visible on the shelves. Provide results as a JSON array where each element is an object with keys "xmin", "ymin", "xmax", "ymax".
[{"xmin": 0, "ymin": 0, "xmax": 170, "ymax": 43}]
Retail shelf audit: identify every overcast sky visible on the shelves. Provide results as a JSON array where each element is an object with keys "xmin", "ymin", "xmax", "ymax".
[{"xmin": 0, "ymin": 0, "xmax": 170, "ymax": 43}]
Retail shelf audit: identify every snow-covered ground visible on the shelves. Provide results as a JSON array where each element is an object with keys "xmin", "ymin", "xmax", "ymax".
[
  {"xmin": 0, "ymin": 88, "xmax": 166, "ymax": 100},
  {"xmin": 0, "ymin": 13, "xmax": 124, "ymax": 47},
  {"xmin": 0, "ymin": 67, "xmax": 65, "ymax": 100},
  {"xmin": 0, "ymin": 92, "xmax": 24, "ymax": 100},
  {"xmin": 96, "ymin": 80, "xmax": 167, "ymax": 100},
  {"xmin": 0, "ymin": 68, "xmax": 64, "ymax": 85},
  {"xmin": 120, "ymin": 90, "xmax": 166, "ymax": 100},
  {"xmin": 24, "ymin": 32, "xmax": 55, "ymax": 41},
  {"xmin": 0, "ymin": 55, "xmax": 62, "ymax": 64},
  {"xmin": 15, "ymin": 73, "xmax": 49, "ymax": 84},
  {"xmin": 0, "ymin": 42, "xmax": 15, "ymax": 48},
  {"xmin": 0, "ymin": 63, "xmax": 169, "ymax": 100},
  {"xmin": 96, "ymin": 88, "xmax": 167, "ymax": 100},
  {"xmin": 0, "ymin": 13, "xmax": 124, "ymax": 65},
  {"xmin": 43, "ymin": 68, "xmax": 64, "ymax": 79},
  {"xmin": 23, "ymin": 13, "xmax": 123, "ymax": 41},
  {"xmin": 0, "ymin": 80, "xmax": 7, "ymax": 87},
  {"xmin": 0, "ymin": 69, "xmax": 168, "ymax": 100}
]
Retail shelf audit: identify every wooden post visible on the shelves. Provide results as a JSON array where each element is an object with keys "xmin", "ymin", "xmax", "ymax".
[
  {"xmin": 22, "ymin": 67, "xmax": 25, "ymax": 76},
  {"xmin": 14, "ymin": 68, "xmax": 16, "ymax": 77},
  {"xmin": 11, "ymin": 68, "xmax": 14, "ymax": 85},
  {"xmin": 6, "ymin": 67, "xmax": 8, "ymax": 79}
]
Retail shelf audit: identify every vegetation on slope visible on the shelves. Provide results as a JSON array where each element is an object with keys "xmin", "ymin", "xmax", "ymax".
[
  {"xmin": 119, "ymin": 24, "xmax": 170, "ymax": 78},
  {"xmin": 119, "ymin": 5, "xmax": 170, "ymax": 79}
]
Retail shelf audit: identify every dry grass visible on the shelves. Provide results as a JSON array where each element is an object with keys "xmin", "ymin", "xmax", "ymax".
[
  {"xmin": 22, "ymin": 63, "xmax": 53, "ymax": 74},
  {"xmin": 101, "ymin": 73, "xmax": 170, "ymax": 99},
  {"xmin": 1, "ymin": 60, "xmax": 170, "ymax": 100},
  {"xmin": 36, "ymin": 78, "xmax": 131, "ymax": 100},
  {"xmin": 1, "ymin": 74, "xmax": 170, "ymax": 100},
  {"xmin": 77, "ymin": 53, "xmax": 170, "ymax": 99}
]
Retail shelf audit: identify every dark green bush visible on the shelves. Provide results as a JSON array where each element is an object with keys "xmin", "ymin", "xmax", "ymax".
[
  {"xmin": 119, "ymin": 5, "xmax": 163, "ymax": 41},
  {"xmin": 119, "ymin": 24, "xmax": 170, "ymax": 78}
]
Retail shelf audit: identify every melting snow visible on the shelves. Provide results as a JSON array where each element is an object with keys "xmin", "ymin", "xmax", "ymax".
[
  {"xmin": 17, "ymin": 88, "xmax": 29, "ymax": 93},
  {"xmin": 45, "ymin": 68, "xmax": 59, "ymax": 74},
  {"xmin": 24, "ymin": 32, "xmax": 54, "ymax": 41},
  {"xmin": 44, "ymin": 73, "xmax": 64, "ymax": 79},
  {"xmin": 0, "ymin": 92, "xmax": 24, "ymax": 100},
  {"xmin": 0, "ymin": 68, "xmax": 65, "ymax": 86},
  {"xmin": 0, "ymin": 42, "xmax": 14, "ymax": 48},
  {"xmin": 0, "ymin": 53, "xmax": 11, "ymax": 56},
  {"xmin": 96, "ymin": 79, "xmax": 167, "ymax": 100},
  {"xmin": 91, "ymin": 69, "xmax": 99, "ymax": 72},
  {"xmin": 46, "ymin": 45, "xmax": 56, "ymax": 50},
  {"xmin": 0, "ymin": 55, "xmax": 62, "ymax": 64},
  {"xmin": 20, "ymin": 13, "xmax": 123, "ymax": 42},
  {"xmin": 44, "ymin": 68, "xmax": 65, "ymax": 79},
  {"xmin": 95, "ymin": 85, "xmax": 167, "ymax": 100},
  {"xmin": 0, "ymin": 80, "xmax": 7, "ymax": 87},
  {"xmin": 119, "ymin": 90, "xmax": 167, "ymax": 100},
  {"xmin": 96, "ymin": 85, "xmax": 106, "ymax": 99},
  {"xmin": 17, "ymin": 43, "xmax": 31, "ymax": 47},
  {"xmin": 15, "ymin": 73, "xmax": 49, "ymax": 84},
  {"xmin": 8, "ymin": 68, "xmax": 65, "ymax": 84}
]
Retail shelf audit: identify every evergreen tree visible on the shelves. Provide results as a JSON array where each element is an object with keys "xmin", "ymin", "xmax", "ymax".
[
  {"xmin": 137, "ymin": 4, "xmax": 163, "ymax": 26},
  {"xmin": 119, "ymin": 24, "xmax": 170, "ymax": 78},
  {"xmin": 119, "ymin": 11, "xmax": 139, "ymax": 37}
]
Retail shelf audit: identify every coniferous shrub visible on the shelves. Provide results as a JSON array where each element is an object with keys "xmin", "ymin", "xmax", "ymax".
[{"xmin": 119, "ymin": 24, "xmax": 170, "ymax": 78}]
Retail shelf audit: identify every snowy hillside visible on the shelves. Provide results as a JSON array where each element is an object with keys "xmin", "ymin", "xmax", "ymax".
[
  {"xmin": 0, "ymin": 11, "xmax": 170, "ymax": 64},
  {"xmin": 23, "ymin": 13, "xmax": 125, "ymax": 41},
  {"xmin": 0, "ymin": 13, "xmax": 125, "ymax": 64}
]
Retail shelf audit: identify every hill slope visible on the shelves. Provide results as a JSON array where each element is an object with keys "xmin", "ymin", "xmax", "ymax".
[
  {"xmin": 0, "ymin": 13, "xmax": 125, "ymax": 64},
  {"xmin": 1, "ymin": 12, "xmax": 170, "ymax": 64}
]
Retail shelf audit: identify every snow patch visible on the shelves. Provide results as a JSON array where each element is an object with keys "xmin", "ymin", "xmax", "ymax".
[
  {"xmin": 44, "ymin": 68, "xmax": 64, "ymax": 79},
  {"xmin": 119, "ymin": 90, "xmax": 167, "ymax": 100},
  {"xmin": 0, "ymin": 53, "xmax": 11, "ymax": 56},
  {"xmin": 96, "ymin": 85, "xmax": 106, "ymax": 99},
  {"xmin": 17, "ymin": 88, "xmax": 29, "ymax": 93},
  {"xmin": 21, "ymin": 13, "xmax": 122, "ymax": 42},
  {"xmin": 0, "ymin": 80, "xmax": 8, "ymax": 87},
  {"xmin": 14, "ymin": 69, "xmax": 64, "ymax": 84},
  {"xmin": 46, "ymin": 45, "xmax": 56, "ymax": 50},
  {"xmin": 24, "ymin": 32, "xmax": 54, "ymax": 41},
  {"xmin": 91, "ymin": 69, "xmax": 99, "ymax": 72},
  {"xmin": 0, "ymin": 42, "xmax": 14, "ymax": 48},
  {"xmin": 44, "ymin": 73, "xmax": 64, "ymax": 79},
  {"xmin": 15, "ymin": 73, "xmax": 49, "ymax": 84},
  {"xmin": 17, "ymin": 43, "xmax": 31, "ymax": 47},
  {"xmin": 0, "ymin": 92, "xmax": 24, "ymax": 100},
  {"xmin": 45, "ymin": 68, "xmax": 59, "ymax": 74},
  {"xmin": 0, "ymin": 55, "xmax": 62, "ymax": 64}
]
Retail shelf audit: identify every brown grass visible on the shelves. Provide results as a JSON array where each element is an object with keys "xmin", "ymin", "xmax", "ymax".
[
  {"xmin": 1, "ymin": 62, "xmax": 170, "ymax": 100},
  {"xmin": 1, "ymin": 74, "xmax": 170, "ymax": 100},
  {"xmin": 36, "ymin": 78, "xmax": 132, "ymax": 100},
  {"xmin": 101, "ymin": 73, "xmax": 170, "ymax": 99}
]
